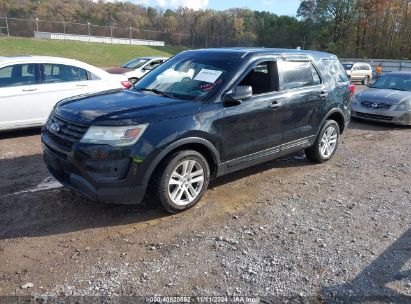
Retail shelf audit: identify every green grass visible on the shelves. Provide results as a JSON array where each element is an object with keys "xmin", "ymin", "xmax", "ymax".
[{"xmin": 0, "ymin": 37, "xmax": 185, "ymax": 67}]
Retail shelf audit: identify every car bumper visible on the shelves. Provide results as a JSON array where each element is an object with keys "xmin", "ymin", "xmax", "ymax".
[
  {"xmin": 351, "ymin": 104, "xmax": 411, "ymax": 125},
  {"xmin": 42, "ymin": 135, "xmax": 147, "ymax": 204}
]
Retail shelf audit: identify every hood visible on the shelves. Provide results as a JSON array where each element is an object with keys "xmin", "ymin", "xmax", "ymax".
[
  {"xmin": 356, "ymin": 88, "xmax": 411, "ymax": 105},
  {"xmin": 106, "ymin": 67, "xmax": 134, "ymax": 74},
  {"xmin": 55, "ymin": 89, "xmax": 202, "ymax": 125}
]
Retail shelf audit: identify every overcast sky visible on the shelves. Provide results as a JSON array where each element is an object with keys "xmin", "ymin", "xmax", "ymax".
[{"xmin": 120, "ymin": 0, "xmax": 301, "ymax": 16}]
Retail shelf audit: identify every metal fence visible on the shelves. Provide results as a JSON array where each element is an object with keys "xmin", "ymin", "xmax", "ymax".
[{"xmin": 0, "ymin": 16, "xmax": 194, "ymax": 47}]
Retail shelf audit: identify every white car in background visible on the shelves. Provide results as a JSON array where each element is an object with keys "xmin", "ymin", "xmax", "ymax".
[
  {"xmin": 0, "ymin": 56, "xmax": 128, "ymax": 131},
  {"xmin": 342, "ymin": 62, "xmax": 373, "ymax": 85},
  {"xmin": 106, "ymin": 56, "xmax": 168, "ymax": 84}
]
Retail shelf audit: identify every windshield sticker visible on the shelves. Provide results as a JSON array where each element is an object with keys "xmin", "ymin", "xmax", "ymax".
[{"xmin": 194, "ymin": 69, "xmax": 223, "ymax": 83}]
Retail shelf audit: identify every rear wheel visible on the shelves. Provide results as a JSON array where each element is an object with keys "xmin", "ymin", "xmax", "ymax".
[
  {"xmin": 305, "ymin": 120, "xmax": 340, "ymax": 163},
  {"xmin": 362, "ymin": 75, "xmax": 370, "ymax": 85},
  {"xmin": 129, "ymin": 77, "xmax": 139, "ymax": 85},
  {"xmin": 153, "ymin": 150, "xmax": 210, "ymax": 213}
]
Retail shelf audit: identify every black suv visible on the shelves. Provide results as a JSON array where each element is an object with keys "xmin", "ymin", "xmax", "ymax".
[{"xmin": 42, "ymin": 48, "xmax": 351, "ymax": 213}]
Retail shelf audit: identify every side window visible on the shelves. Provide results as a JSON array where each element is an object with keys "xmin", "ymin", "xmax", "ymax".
[
  {"xmin": 238, "ymin": 61, "xmax": 278, "ymax": 95},
  {"xmin": 281, "ymin": 61, "xmax": 320, "ymax": 90},
  {"xmin": 322, "ymin": 59, "xmax": 349, "ymax": 83},
  {"xmin": 41, "ymin": 64, "xmax": 90, "ymax": 83},
  {"xmin": 0, "ymin": 64, "xmax": 36, "ymax": 88}
]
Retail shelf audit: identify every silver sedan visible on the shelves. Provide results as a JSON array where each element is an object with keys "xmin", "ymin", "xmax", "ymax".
[{"xmin": 351, "ymin": 72, "xmax": 411, "ymax": 125}]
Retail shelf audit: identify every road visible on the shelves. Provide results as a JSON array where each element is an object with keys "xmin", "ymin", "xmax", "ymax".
[{"xmin": 0, "ymin": 108, "xmax": 410, "ymax": 302}]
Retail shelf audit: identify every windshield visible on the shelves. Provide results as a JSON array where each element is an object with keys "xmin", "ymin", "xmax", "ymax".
[
  {"xmin": 134, "ymin": 55, "xmax": 240, "ymax": 101},
  {"xmin": 371, "ymin": 74, "xmax": 411, "ymax": 91},
  {"xmin": 342, "ymin": 64, "xmax": 353, "ymax": 70},
  {"xmin": 122, "ymin": 58, "xmax": 149, "ymax": 69}
]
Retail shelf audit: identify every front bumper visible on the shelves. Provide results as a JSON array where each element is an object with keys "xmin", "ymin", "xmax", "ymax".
[
  {"xmin": 42, "ymin": 133, "xmax": 147, "ymax": 204},
  {"xmin": 351, "ymin": 104, "xmax": 411, "ymax": 125}
]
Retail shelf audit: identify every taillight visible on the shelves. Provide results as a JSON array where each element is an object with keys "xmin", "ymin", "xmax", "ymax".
[
  {"xmin": 121, "ymin": 80, "xmax": 132, "ymax": 89},
  {"xmin": 349, "ymin": 84, "xmax": 355, "ymax": 95}
]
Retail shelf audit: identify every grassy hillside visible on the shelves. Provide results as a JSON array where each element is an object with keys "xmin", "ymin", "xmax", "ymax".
[{"xmin": 0, "ymin": 37, "xmax": 185, "ymax": 67}]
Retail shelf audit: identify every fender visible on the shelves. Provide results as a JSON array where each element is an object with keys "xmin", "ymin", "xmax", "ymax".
[
  {"xmin": 317, "ymin": 107, "xmax": 347, "ymax": 137},
  {"xmin": 141, "ymin": 137, "xmax": 221, "ymax": 186}
]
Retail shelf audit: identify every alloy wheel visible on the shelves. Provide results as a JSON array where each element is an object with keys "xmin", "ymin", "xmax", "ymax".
[
  {"xmin": 167, "ymin": 159, "xmax": 205, "ymax": 206},
  {"xmin": 319, "ymin": 125, "xmax": 338, "ymax": 158}
]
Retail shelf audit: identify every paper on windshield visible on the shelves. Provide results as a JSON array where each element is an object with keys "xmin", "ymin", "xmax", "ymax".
[{"xmin": 194, "ymin": 69, "xmax": 223, "ymax": 83}]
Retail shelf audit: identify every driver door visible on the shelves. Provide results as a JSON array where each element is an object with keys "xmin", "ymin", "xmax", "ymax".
[{"xmin": 216, "ymin": 59, "xmax": 285, "ymax": 167}]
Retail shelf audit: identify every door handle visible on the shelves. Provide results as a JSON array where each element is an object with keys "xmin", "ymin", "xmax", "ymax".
[
  {"xmin": 269, "ymin": 101, "xmax": 281, "ymax": 110},
  {"xmin": 22, "ymin": 88, "xmax": 38, "ymax": 92},
  {"xmin": 320, "ymin": 91, "xmax": 329, "ymax": 99},
  {"xmin": 76, "ymin": 84, "xmax": 88, "ymax": 87}
]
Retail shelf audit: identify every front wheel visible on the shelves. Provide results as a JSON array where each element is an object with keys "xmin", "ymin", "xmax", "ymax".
[
  {"xmin": 305, "ymin": 120, "xmax": 340, "ymax": 163},
  {"xmin": 153, "ymin": 150, "xmax": 210, "ymax": 213}
]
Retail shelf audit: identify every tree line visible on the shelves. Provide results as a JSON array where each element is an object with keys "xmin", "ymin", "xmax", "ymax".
[{"xmin": 0, "ymin": 0, "xmax": 410, "ymax": 59}]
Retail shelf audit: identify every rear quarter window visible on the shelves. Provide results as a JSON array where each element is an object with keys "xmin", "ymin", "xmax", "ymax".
[
  {"xmin": 281, "ymin": 61, "xmax": 321, "ymax": 90},
  {"xmin": 322, "ymin": 59, "xmax": 349, "ymax": 83}
]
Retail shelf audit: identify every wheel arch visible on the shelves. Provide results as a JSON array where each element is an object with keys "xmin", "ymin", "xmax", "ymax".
[
  {"xmin": 142, "ymin": 137, "xmax": 221, "ymax": 187},
  {"xmin": 322, "ymin": 108, "xmax": 346, "ymax": 135}
]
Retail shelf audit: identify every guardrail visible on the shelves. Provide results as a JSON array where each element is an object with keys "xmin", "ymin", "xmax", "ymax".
[{"xmin": 35, "ymin": 31, "xmax": 165, "ymax": 46}]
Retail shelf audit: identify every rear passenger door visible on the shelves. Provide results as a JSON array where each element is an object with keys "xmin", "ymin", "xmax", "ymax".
[
  {"xmin": 0, "ymin": 63, "xmax": 43, "ymax": 130},
  {"xmin": 35, "ymin": 63, "xmax": 103, "ymax": 122},
  {"xmin": 277, "ymin": 58, "xmax": 326, "ymax": 146}
]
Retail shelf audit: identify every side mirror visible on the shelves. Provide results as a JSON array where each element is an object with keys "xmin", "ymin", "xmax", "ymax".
[
  {"xmin": 231, "ymin": 85, "xmax": 253, "ymax": 101},
  {"xmin": 143, "ymin": 66, "xmax": 153, "ymax": 71}
]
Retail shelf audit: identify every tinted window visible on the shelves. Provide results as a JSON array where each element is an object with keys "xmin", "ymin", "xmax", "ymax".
[
  {"xmin": 282, "ymin": 61, "xmax": 320, "ymax": 90},
  {"xmin": 238, "ymin": 61, "xmax": 278, "ymax": 95},
  {"xmin": 122, "ymin": 58, "xmax": 149, "ymax": 69},
  {"xmin": 41, "ymin": 64, "xmax": 90, "ymax": 83},
  {"xmin": 371, "ymin": 74, "xmax": 411, "ymax": 91},
  {"xmin": 343, "ymin": 64, "xmax": 353, "ymax": 70},
  {"xmin": 323, "ymin": 59, "xmax": 349, "ymax": 83},
  {"xmin": 358, "ymin": 65, "xmax": 371, "ymax": 70},
  {"xmin": 0, "ymin": 64, "xmax": 36, "ymax": 88}
]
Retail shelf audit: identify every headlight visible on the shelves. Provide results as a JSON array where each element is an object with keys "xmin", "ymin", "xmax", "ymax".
[
  {"xmin": 394, "ymin": 100, "xmax": 411, "ymax": 111},
  {"xmin": 80, "ymin": 124, "xmax": 148, "ymax": 146}
]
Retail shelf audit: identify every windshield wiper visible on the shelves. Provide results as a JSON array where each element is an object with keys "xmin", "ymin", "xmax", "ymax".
[
  {"xmin": 137, "ymin": 88, "xmax": 177, "ymax": 99},
  {"xmin": 390, "ymin": 87, "xmax": 407, "ymax": 91}
]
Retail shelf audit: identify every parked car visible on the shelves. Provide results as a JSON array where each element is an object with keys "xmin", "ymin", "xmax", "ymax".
[
  {"xmin": 351, "ymin": 72, "xmax": 411, "ymax": 125},
  {"xmin": 0, "ymin": 56, "xmax": 128, "ymax": 131},
  {"xmin": 343, "ymin": 62, "xmax": 373, "ymax": 85},
  {"xmin": 42, "ymin": 48, "xmax": 351, "ymax": 213},
  {"xmin": 106, "ymin": 56, "xmax": 168, "ymax": 84}
]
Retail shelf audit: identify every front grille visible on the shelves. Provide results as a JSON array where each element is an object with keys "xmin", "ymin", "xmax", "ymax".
[
  {"xmin": 353, "ymin": 111, "xmax": 393, "ymax": 121},
  {"xmin": 45, "ymin": 114, "xmax": 89, "ymax": 151},
  {"xmin": 361, "ymin": 100, "xmax": 392, "ymax": 110}
]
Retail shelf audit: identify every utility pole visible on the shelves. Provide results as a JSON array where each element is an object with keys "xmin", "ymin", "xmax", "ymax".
[
  {"xmin": 35, "ymin": 17, "xmax": 39, "ymax": 37},
  {"xmin": 110, "ymin": 25, "xmax": 113, "ymax": 44},
  {"xmin": 88, "ymin": 22, "xmax": 91, "ymax": 43},
  {"xmin": 5, "ymin": 17, "xmax": 9, "ymax": 37},
  {"xmin": 129, "ymin": 25, "xmax": 132, "ymax": 45}
]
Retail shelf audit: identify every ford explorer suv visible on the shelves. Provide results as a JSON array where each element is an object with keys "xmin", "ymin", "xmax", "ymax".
[{"xmin": 41, "ymin": 48, "xmax": 351, "ymax": 213}]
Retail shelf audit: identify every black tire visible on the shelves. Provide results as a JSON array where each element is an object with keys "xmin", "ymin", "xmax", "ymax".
[
  {"xmin": 305, "ymin": 120, "xmax": 340, "ymax": 163},
  {"xmin": 362, "ymin": 75, "xmax": 370, "ymax": 85},
  {"xmin": 129, "ymin": 77, "xmax": 139, "ymax": 85},
  {"xmin": 152, "ymin": 150, "xmax": 210, "ymax": 213}
]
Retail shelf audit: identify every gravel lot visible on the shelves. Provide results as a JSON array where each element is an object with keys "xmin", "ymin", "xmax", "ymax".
[{"xmin": 0, "ymin": 88, "xmax": 410, "ymax": 303}]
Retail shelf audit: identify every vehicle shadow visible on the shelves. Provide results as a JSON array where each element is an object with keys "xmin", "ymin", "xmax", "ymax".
[
  {"xmin": 0, "ymin": 151, "xmax": 315, "ymax": 240},
  {"xmin": 0, "ymin": 127, "xmax": 41, "ymax": 140},
  {"xmin": 322, "ymin": 228, "xmax": 411, "ymax": 303}
]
